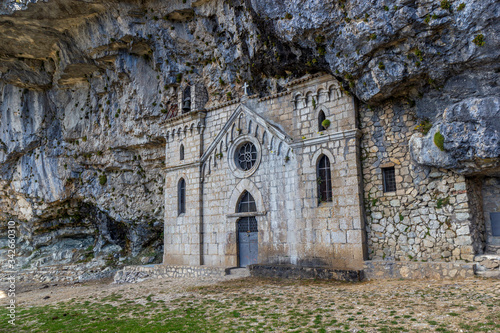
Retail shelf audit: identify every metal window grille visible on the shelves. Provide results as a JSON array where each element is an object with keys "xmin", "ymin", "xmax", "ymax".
[
  {"xmin": 317, "ymin": 155, "xmax": 333, "ymax": 204},
  {"xmin": 237, "ymin": 142, "xmax": 257, "ymax": 171},
  {"xmin": 382, "ymin": 167, "xmax": 396, "ymax": 192},
  {"xmin": 238, "ymin": 191, "xmax": 257, "ymax": 213},
  {"xmin": 238, "ymin": 217, "xmax": 258, "ymax": 232},
  {"xmin": 318, "ymin": 110, "xmax": 326, "ymax": 131},
  {"xmin": 178, "ymin": 178, "xmax": 186, "ymax": 215}
]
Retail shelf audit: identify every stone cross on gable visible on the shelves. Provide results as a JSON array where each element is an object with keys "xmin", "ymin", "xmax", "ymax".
[{"xmin": 243, "ymin": 82, "xmax": 249, "ymax": 96}]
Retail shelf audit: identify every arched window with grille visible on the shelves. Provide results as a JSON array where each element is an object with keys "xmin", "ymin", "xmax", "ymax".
[
  {"xmin": 318, "ymin": 110, "xmax": 326, "ymax": 131},
  {"xmin": 180, "ymin": 144, "xmax": 184, "ymax": 161},
  {"xmin": 178, "ymin": 178, "xmax": 186, "ymax": 215},
  {"xmin": 237, "ymin": 191, "xmax": 257, "ymax": 213},
  {"xmin": 317, "ymin": 155, "xmax": 333, "ymax": 204},
  {"xmin": 237, "ymin": 191, "xmax": 258, "ymax": 267}
]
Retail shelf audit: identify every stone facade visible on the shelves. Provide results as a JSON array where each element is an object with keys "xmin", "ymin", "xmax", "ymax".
[
  {"xmin": 161, "ymin": 73, "xmax": 500, "ymax": 279},
  {"xmin": 164, "ymin": 74, "xmax": 366, "ymax": 271},
  {"xmin": 360, "ymin": 102, "xmax": 479, "ymax": 262}
]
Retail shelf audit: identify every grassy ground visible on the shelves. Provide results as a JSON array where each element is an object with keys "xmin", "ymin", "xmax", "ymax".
[{"xmin": 1, "ymin": 277, "xmax": 499, "ymax": 332}]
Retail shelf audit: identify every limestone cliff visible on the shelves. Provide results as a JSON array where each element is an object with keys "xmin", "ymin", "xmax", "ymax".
[{"xmin": 0, "ymin": 0, "xmax": 499, "ymax": 268}]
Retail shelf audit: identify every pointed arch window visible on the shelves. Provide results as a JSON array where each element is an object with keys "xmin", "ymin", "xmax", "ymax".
[
  {"xmin": 180, "ymin": 144, "xmax": 185, "ymax": 161},
  {"xmin": 317, "ymin": 155, "xmax": 333, "ymax": 204},
  {"xmin": 178, "ymin": 178, "xmax": 186, "ymax": 215},
  {"xmin": 237, "ymin": 191, "xmax": 257, "ymax": 213},
  {"xmin": 318, "ymin": 110, "xmax": 326, "ymax": 131}
]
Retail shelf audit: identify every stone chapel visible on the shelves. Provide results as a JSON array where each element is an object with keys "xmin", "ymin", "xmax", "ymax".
[{"xmin": 161, "ymin": 73, "xmax": 500, "ymax": 279}]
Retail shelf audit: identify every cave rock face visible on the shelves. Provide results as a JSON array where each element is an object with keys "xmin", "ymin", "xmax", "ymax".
[{"xmin": 0, "ymin": 0, "xmax": 499, "ymax": 267}]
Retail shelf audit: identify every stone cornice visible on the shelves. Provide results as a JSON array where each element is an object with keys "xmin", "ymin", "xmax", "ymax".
[
  {"xmin": 163, "ymin": 161, "xmax": 201, "ymax": 172},
  {"xmin": 290, "ymin": 129, "xmax": 361, "ymax": 148},
  {"xmin": 165, "ymin": 109, "xmax": 206, "ymax": 127},
  {"xmin": 285, "ymin": 72, "xmax": 329, "ymax": 88},
  {"xmin": 226, "ymin": 211, "xmax": 267, "ymax": 218},
  {"xmin": 258, "ymin": 90, "xmax": 291, "ymax": 102}
]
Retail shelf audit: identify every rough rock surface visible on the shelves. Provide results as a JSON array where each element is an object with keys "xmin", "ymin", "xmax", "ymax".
[{"xmin": 0, "ymin": 0, "xmax": 499, "ymax": 267}]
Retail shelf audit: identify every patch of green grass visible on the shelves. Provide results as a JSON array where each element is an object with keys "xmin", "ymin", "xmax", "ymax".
[{"xmin": 3, "ymin": 278, "xmax": 499, "ymax": 333}]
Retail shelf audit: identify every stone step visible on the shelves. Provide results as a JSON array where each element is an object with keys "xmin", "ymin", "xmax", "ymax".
[
  {"xmin": 485, "ymin": 245, "xmax": 500, "ymax": 255},
  {"xmin": 474, "ymin": 254, "xmax": 500, "ymax": 278},
  {"xmin": 475, "ymin": 270, "xmax": 500, "ymax": 278},
  {"xmin": 227, "ymin": 267, "xmax": 250, "ymax": 277}
]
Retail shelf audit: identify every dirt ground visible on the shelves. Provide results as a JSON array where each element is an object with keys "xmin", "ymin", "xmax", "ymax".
[{"xmin": 1, "ymin": 275, "xmax": 499, "ymax": 332}]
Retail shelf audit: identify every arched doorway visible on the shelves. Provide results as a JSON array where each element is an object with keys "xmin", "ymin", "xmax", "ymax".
[{"xmin": 237, "ymin": 191, "xmax": 258, "ymax": 267}]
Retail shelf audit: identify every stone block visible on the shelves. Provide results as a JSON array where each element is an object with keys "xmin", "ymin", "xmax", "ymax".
[
  {"xmin": 347, "ymin": 230, "xmax": 362, "ymax": 244},
  {"xmin": 331, "ymin": 230, "xmax": 346, "ymax": 243},
  {"xmin": 456, "ymin": 225, "xmax": 470, "ymax": 236}
]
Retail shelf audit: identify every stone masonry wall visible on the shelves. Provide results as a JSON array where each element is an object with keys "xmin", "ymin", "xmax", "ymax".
[
  {"xmin": 162, "ymin": 75, "xmax": 365, "ymax": 270},
  {"xmin": 466, "ymin": 177, "xmax": 486, "ymax": 254},
  {"xmin": 163, "ymin": 112, "xmax": 206, "ymax": 266},
  {"xmin": 360, "ymin": 101, "xmax": 479, "ymax": 262},
  {"xmin": 0, "ymin": 263, "xmax": 116, "ymax": 284},
  {"xmin": 113, "ymin": 264, "xmax": 227, "ymax": 284}
]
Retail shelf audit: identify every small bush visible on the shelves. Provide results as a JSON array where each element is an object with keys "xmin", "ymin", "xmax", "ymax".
[
  {"xmin": 457, "ymin": 3, "xmax": 465, "ymax": 11},
  {"xmin": 284, "ymin": 13, "xmax": 293, "ymax": 20},
  {"xmin": 315, "ymin": 35, "xmax": 325, "ymax": 44},
  {"xmin": 473, "ymin": 34, "xmax": 485, "ymax": 46},
  {"xmin": 415, "ymin": 120, "xmax": 432, "ymax": 135},
  {"xmin": 321, "ymin": 119, "xmax": 331, "ymax": 129},
  {"xmin": 378, "ymin": 62, "xmax": 385, "ymax": 70},
  {"xmin": 434, "ymin": 131, "xmax": 445, "ymax": 151},
  {"xmin": 440, "ymin": 0, "xmax": 451, "ymax": 11},
  {"xmin": 99, "ymin": 174, "xmax": 107, "ymax": 186}
]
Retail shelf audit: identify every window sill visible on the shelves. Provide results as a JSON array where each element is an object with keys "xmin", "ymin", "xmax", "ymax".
[{"xmin": 226, "ymin": 211, "xmax": 267, "ymax": 218}]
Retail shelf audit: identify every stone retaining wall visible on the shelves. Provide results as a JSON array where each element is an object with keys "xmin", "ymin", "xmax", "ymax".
[
  {"xmin": 113, "ymin": 264, "xmax": 228, "ymax": 284},
  {"xmin": 363, "ymin": 260, "xmax": 475, "ymax": 280},
  {"xmin": 0, "ymin": 264, "xmax": 116, "ymax": 284},
  {"xmin": 248, "ymin": 264, "xmax": 364, "ymax": 281}
]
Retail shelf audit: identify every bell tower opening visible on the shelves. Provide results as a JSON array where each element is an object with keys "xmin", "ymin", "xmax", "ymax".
[{"xmin": 182, "ymin": 86, "xmax": 191, "ymax": 113}]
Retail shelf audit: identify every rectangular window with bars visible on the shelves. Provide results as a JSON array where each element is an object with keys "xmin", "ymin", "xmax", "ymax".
[{"xmin": 382, "ymin": 167, "xmax": 396, "ymax": 192}]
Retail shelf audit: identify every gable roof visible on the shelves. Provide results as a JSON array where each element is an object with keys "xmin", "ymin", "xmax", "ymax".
[{"xmin": 200, "ymin": 103, "xmax": 292, "ymax": 163}]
